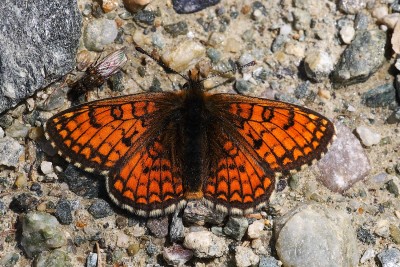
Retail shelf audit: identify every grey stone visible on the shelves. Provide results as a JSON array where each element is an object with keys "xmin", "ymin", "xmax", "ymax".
[
  {"xmin": 332, "ymin": 30, "xmax": 386, "ymax": 87},
  {"xmin": 259, "ymin": 256, "xmax": 280, "ymax": 267},
  {"xmin": 223, "ymin": 216, "xmax": 249, "ymax": 241},
  {"xmin": 164, "ymin": 21, "xmax": 189, "ymax": 37},
  {"xmin": 356, "ymin": 226, "xmax": 376, "ymax": 245},
  {"xmin": 88, "ymin": 199, "xmax": 114, "ymax": 219},
  {"xmin": 86, "ymin": 252, "xmax": 98, "ymax": 267},
  {"xmin": 0, "ymin": 253, "xmax": 19, "ymax": 267},
  {"xmin": 0, "ymin": 137, "xmax": 24, "ymax": 167},
  {"xmin": 60, "ymin": 165, "xmax": 102, "ymax": 198},
  {"xmin": 274, "ymin": 204, "xmax": 359, "ymax": 267},
  {"xmin": 20, "ymin": 212, "xmax": 67, "ymax": 258},
  {"xmin": 146, "ymin": 216, "xmax": 169, "ymax": 238},
  {"xmin": 315, "ymin": 122, "xmax": 371, "ymax": 193},
  {"xmin": 235, "ymin": 79, "xmax": 252, "ymax": 94},
  {"xmin": 183, "ymin": 200, "xmax": 226, "ymax": 225},
  {"xmin": 172, "ymin": 0, "xmax": 220, "ymax": 14},
  {"xmin": 9, "ymin": 193, "xmax": 39, "ymax": 213},
  {"xmin": 339, "ymin": 0, "xmax": 367, "ymax": 14},
  {"xmin": 5, "ymin": 121, "xmax": 30, "ymax": 139},
  {"xmin": 34, "ymin": 249, "xmax": 72, "ymax": 267},
  {"xmin": 170, "ymin": 212, "xmax": 185, "ymax": 242},
  {"xmin": 362, "ymin": 83, "xmax": 397, "ymax": 108},
  {"xmin": 83, "ymin": 18, "xmax": 118, "ymax": 51},
  {"xmin": 163, "ymin": 244, "xmax": 194, "ymax": 266},
  {"xmin": 377, "ymin": 248, "xmax": 400, "ymax": 267},
  {"xmin": 0, "ymin": 0, "xmax": 81, "ymax": 114},
  {"xmin": 355, "ymin": 12, "xmax": 369, "ymax": 30},
  {"xmin": 387, "ymin": 108, "xmax": 400, "ymax": 124},
  {"xmin": 54, "ymin": 199, "xmax": 73, "ymax": 225}
]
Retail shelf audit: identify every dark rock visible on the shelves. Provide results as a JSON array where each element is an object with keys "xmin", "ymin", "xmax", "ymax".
[
  {"xmin": 54, "ymin": 199, "xmax": 73, "ymax": 225},
  {"xmin": 361, "ymin": 83, "xmax": 396, "ymax": 108},
  {"xmin": 170, "ymin": 212, "xmax": 185, "ymax": 242},
  {"xmin": 355, "ymin": 12, "xmax": 369, "ymax": 30},
  {"xmin": 88, "ymin": 199, "xmax": 114, "ymax": 219},
  {"xmin": 164, "ymin": 21, "xmax": 188, "ymax": 37},
  {"xmin": 387, "ymin": 108, "xmax": 400, "ymax": 124},
  {"xmin": 183, "ymin": 200, "xmax": 226, "ymax": 225},
  {"xmin": 149, "ymin": 78, "xmax": 162, "ymax": 92},
  {"xmin": 59, "ymin": 165, "xmax": 102, "ymax": 198},
  {"xmin": 331, "ymin": 30, "xmax": 386, "ymax": 87},
  {"xmin": 133, "ymin": 10, "xmax": 156, "ymax": 26},
  {"xmin": 172, "ymin": 0, "xmax": 220, "ymax": 14},
  {"xmin": 223, "ymin": 216, "xmax": 248, "ymax": 241},
  {"xmin": 0, "ymin": 0, "xmax": 81, "ymax": 114},
  {"xmin": 9, "ymin": 193, "xmax": 39, "ymax": 213},
  {"xmin": 146, "ymin": 216, "xmax": 169, "ymax": 237},
  {"xmin": 357, "ymin": 226, "xmax": 376, "ymax": 245},
  {"xmin": 235, "ymin": 80, "xmax": 252, "ymax": 94},
  {"xmin": 108, "ymin": 71, "xmax": 124, "ymax": 92}
]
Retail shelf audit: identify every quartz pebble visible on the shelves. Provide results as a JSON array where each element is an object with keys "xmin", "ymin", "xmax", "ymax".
[
  {"xmin": 356, "ymin": 126, "xmax": 381, "ymax": 147},
  {"xmin": 40, "ymin": 161, "xmax": 53, "ymax": 175},
  {"xmin": 247, "ymin": 220, "xmax": 265, "ymax": 239},
  {"xmin": 304, "ymin": 50, "xmax": 334, "ymax": 82},
  {"xmin": 183, "ymin": 231, "xmax": 227, "ymax": 258},
  {"xmin": 340, "ymin": 26, "xmax": 355, "ymax": 44},
  {"xmin": 162, "ymin": 40, "xmax": 205, "ymax": 72},
  {"xmin": 235, "ymin": 246, "xmax": 260, "ymax": 267},
  {"xmin": 360, "ymin": 248, "xmax": 376, "ymax": 264},
  {"xmin": 83, "ymin": 18, "xmax": 118, "ymax": 51}
]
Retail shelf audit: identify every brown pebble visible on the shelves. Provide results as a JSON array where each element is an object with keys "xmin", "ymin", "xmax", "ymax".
[
  {"xmin": 123, "ymin": 0, "xmax": 151, "ymax": 13},
  {"xmin": 241, "ymin": 5, "xmax": 251, "ymax": 15}
]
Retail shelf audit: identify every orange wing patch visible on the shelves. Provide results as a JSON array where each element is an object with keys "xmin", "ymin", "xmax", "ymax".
[
  {"xmin": 107, "ymin": 137, "xmax": 185, "ymax": 217},
  {"xmin": 209, "ymin": 94, "xmax": 335, "ymax": 176}
]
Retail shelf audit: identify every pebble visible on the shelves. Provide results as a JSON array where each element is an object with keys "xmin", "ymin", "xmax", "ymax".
[
  {"xmin": 332, "ymin": 30, "xmax": 386, "ymax": 86},
  {"xmin": 83, "ymin": 18, "xmax": 118, "ymax": 51},
  {"xmin": 127, "ymin": 241, "xmax": 140, "ymax": 256},
  {"xmin": 235, "ymin": 246, "xmax": 260, "ymax": 267},
  {"xmin": 389, "ymin": 224, "xmax": 400, "ymax": 244},
  {"xmin": 357, "ymin": 226, "xmax": 376, "ymax": 245},
  {"xmin": 116, "ymin": 232, "xmax": 130, "ymax": 248},
  {"xmin": 164, "ymin": 21, "xmax": 188, "ymax": 37},
  {"xmin": 361, "ymin": 83, "xmax": 397, "ymax": 108},
  {"xmin": 172, "ymin": 0, "xmax": 220, "ymax": 14},
  {"xmin": 87, "ymin": 199, "xmax": 114, "ymax": 219},
  {"xmin": 0, "ymin": 253, "xmax": 19, "ymax": 267},
  {"xmin": 315, "ymin": 122, "xmax": 371, "ymax": 192},
  {"xmin": 360, "ymin": 248, "xmax": 375, "ymax": 264},
  {"xmin": 20, "ymin": 212, "xmax": 67, "ymax": 258},
  {"xmin": 101, "ymin": 0, "xmax": 118, "ymax": 13},
  {"xmin": 355, "ymin": 126, "xmax": 381, "ymax": 147},
  {"xmin": 377, "ymin": 248, "xmax": 400, "ymax": 267},
  {"xmin": 162, "ymin": 40, "xmax": 205, "ymax": 72},
  {"xmin": 206, "ymin": 48, "xmax": 221, "ymax": 63},
  {"xmin": 54, "ymin": 199, "xmax": 73, "ymax": 225},
  {"xmin": 59, "ymin": 165, "xmax": 101, "ymax": 198},
  {"xmin": 14, "ymin": 173, "xmax": 28, "ymax": 188},
  {"xmin": 380, "ymin": 14, "xmax": 399, "ymax": 30},
  {"xmin": 386, "ymin": 178, "xmax": 400, "ymax": 197},
  {"xmin": 235, "ymin": 80, "xmax": 252, "ymax": 94},
  {"xmin": 371, "ymin": 5, "xmax": 388, "ymax": 20},
  {"xmin": 259, "ymin": 256, "xmax": 281, "ymax": 267},
  {"xmin": 355, "ymin": 12, "xmax": 369, "ymax": 30},
  {"xmin": 9, "ymin": 193, "xmax": 39, "ymax": 213},
  {"xmin": 223, "ymin": 216, "xmax": 249, "ymax": 241},
  {"xmin": 132, "ymin": 10, "xmax": 156, "ymax": 26},
  {"xmin": 183, "ymin": 231, "xmax": 227, "ymax": 258},
  {"xmin": 247, "ymin": 219, "xmax": 264, "ymax": 239},
  {"xmin": 34, "ymin": 249, "xmax": 72, "ymax": 267},
  {"xmin": 146, "ymin": 216, "xmax": 169, "ymax": 237},
  {"xmin": 183, "ymin": 201, "xmax": 226, "ymax": 225},
  {"xmin": 392, "ymin": 20, "xmax": 400, "ymax": 55},
  {"xmin": 292, "ymin": 8, "xmax": 311, "ymax": 31},
  {"xmin": 374, "ymin": 219, "xmax": 390, "ymax": 238},
  {"xmin": 40, "ymin": 161, "xmax": 53, "ymax": 175},
  {"xmin": 86, "ymin": 252, "xmax": 98, "ymax": 267},
  {"xmin": 303, "ymin": 50, "xmax": 334, "ymax": 82},
  {"xmin": 340, "ymin": 25, "xmax": 355, "ymax": 44},
  {"xmin": 122, "ymin": 0, "xmax": 152, "ymax": 13},
  {"xmin": 170, "ymin": 212, "xmax": 185, "ymax": 242},
  {"xmin": 338, "ymin": 0, "xmax": 367, "ymax": 14},
  {"xmin": 274, "ymin": 204, "xmax": 359, "ymax": 267},
  {"xmin": 0, "ymin": 126, "xmax": 4, "ymax": 138},
  {"xmin": 5, "ymin": 121, "xmax": 29, "ymax": 138},
  {"xmin": 163, "ymin": 244, "xmax": 194, "ymax": 266}
]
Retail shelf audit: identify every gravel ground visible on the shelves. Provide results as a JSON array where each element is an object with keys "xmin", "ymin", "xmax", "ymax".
[{"xmin": 0, "ymin": 0, "xmax": 400, "ymax": 266}]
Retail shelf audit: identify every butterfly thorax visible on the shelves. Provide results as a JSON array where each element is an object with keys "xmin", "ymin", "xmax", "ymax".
[{"xmin": 180, "ymin": 82, "xmax": 208, "ymax": 199}]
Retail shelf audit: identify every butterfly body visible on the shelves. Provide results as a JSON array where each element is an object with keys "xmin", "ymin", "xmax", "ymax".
[{"xmin": 46, "ymin": 73, "xmax": 335, "ymax": 217}]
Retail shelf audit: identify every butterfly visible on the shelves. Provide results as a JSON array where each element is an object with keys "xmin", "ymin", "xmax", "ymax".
[{"xmin": 45, "ymin": 45, "xmax": 335, "ymax": 217}]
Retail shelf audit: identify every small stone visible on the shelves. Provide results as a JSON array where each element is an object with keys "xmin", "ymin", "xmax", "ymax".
[
  {"xmin": 102, "ymin": 0, "xmax": 118, "ymax": 13},
  {"xmin": 224, "ymin": 37, "xmax": 242, "ymax": 53},
  {"xmin": 303, "ymin": 50, "xmax": 334, "ymax": 82},
  {"xmin": 393, "ymin": 20, "xmax": 400, "ymax": 55},
  {"xmin": 170, "ymin": 212, "xmax": 185, "ymax": 242},
  {"xmin": 21, "ymin": 212, "xmax": 67, "ymax": 258},
  {"xmin": 133, "ymin": 9, "xmax": 156, "ymax": 26},
  {"xmin": 14, "ymin": 174, "xmax": 28, "ymax": 188},
  {"xmin": 235, "ymin": 246, "xmax": 260, "ymax": 267},
  {"xmin": 340, "ymin": 26, "xmax": 355, "ymax": 44},
  {"xmin": 54, "ymin": 199, "xmax": 73, "ymax": 225},
  {"xmin": 5, "ymin": 121, "xmax": 29, "ymax": 138},
  {"xmin": 375, "ymin": 220, "xmax": 390, "ymax": 238},
  {"xmin": 206, "ymin": 48, "xmax": 221, "ymax": 63},
  {"xmin": 60, "ymin": 165, "xmax": 101, "ymax": 198},
  {"xmin": 360, "ymin": 248, "xmax": 375, "ymax": 264},
  {"xmin": 280, "ymin": 24, "xmax": 292, "ymax": 36},
  {"xmin": 274, "ymin": 204, "xmax": 359, "ymax": 267},
  {"xmin": 0, "ymin": 253, "xmax": 20, "ymax": 267},
  {"xmin": 183, "ymin": 201, "xmax": 226, "ymax": 225},
  {"xmin": 116, "ymin": 232, "xmax": 130, "ymax": 248},
  {"xmin": 235, "ymin": 80, "xmax": 252, "ymax": 94},
  {"xmin": 355, "ymin": 126, "xmax": 381, "ymax": 147},
  {"xmin": 315, "ymin": 122, "xmax": 371, "ymax": 192},
  {"xmin": 122, "ymin": 0, "xmax": 152, "ymax": 13},
  {"xmin": 86, "ymin": 252, "xmax": 98, "ymax": 267},
  {"xmin": 162, "ymin": 40, "xmax": 206, "ymax": 72},
  {"xmin": 372, "ymin": 5, "xmax": 388, "ymax": 20},
  {"xmin": 387, "ymin": 178, "xmax": 400, "ymax": 197},
  {"xmin": 292, "ymin": 8, "xmax": 311, "ymax": 30},
  {"xmin": 355, "ymin": 12, "xmax": 369, "ymax": 30},
  {"xmin": 9, "ymin": 193, "xmax": 39, "ymax": 213},
  {"xmin": 389, "ymin": 224, "xmax": 400, "ymax": 244},
  {"xmin": 164, "ymin": 21, "xmax": 188, "ymax": 37},
  {"xmin": 88, "ymin": 199, "xmax": 114, "ymax": 219},
  {"xmin": 146, "ymin": 216, "xmax": 169, "ymax": 237},
  {"xmin": 183, "ymin": 231, "xmax": 227, "ymax": 258},
  {"xmin": 127, "ymin": 241, "xmax": 140, "ymax": 256},
  {"xmin": 223, "ymin": 216, "xmax": 249, "ymax": 241},
  {"xmin": 362, "ymin": 83, "xmax": 396, "ymax": 108},
  {"xmin": 0, "ymin": 126, "xmax": 4, "ymax": 138},
  {"xmin": 247, "ymin": 220, "xmax": 264, "ymax": 239},
  {"xmin": 377, "ymin": 248, "xmax": 400, "ymax": 267},
  {"xmin": 332, "ymin": 30, "xmax": 386, "ymax": 87},
  {"xmin": 259, "ymin": 256, "xmax": 281, "ymax": 267},
  {"xmin": 38, "ymin": 86, "xmax": 68, "ymax": 111},
  {"xmin": 172, "ymin": 0, "xmax": 220, "ymax": 14},
  {"xmin": 357, "ymin": 227, "xmax": 376, "ymax": 245},
  {"xmin": 34, "ymin": 250, "xmax": 72, "ymax": 267},
  {"xmin": 163, "ymin": 244, "xmax": 194, "ymax": 266},
  {"xmin": 83, "ymin": 18, "xmax": 118, "ymax": 51},
  {"xmin": 40, "ymin": 161, "xmax": 53, "ymax": 175},
  {"xmin": 380, "ymin": 14, "xmax": 399, "ymax": 29},
  {"xmin": 339, "ymin": 0, "xmax": 367, "ymax": 14},
  {"xmin": 0, "ymin": 136, "xmax": 24, "ymax": 167}
]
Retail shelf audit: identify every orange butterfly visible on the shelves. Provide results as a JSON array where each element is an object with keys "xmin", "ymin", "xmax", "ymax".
[{"xmin": 45, "ymin": 46, "xmax": 335, "ymax": 217}]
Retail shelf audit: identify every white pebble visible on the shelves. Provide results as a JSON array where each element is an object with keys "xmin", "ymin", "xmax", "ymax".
[
  {"xmin": 280, "ymin": 24, "xmax": 292, "ymax": 36},
  {"xmin": 372, "ymin": 5, "xmax": 388, "ymax": 20},
  {"xmin": 40, "ymin": 161, "xmax": 53, "ymax": 175},
  {"xmin": 162, "ymin": 40, "xmax": 206, "ymax": 72},
  {"xmin": 356, "ymin": 126, "xmax": 381, "ymax": 147},
  {"xmin": 247, "ymin": 220, "xmax": 265, "ymax": 239},
  {"xmin": 0, "ymin": 127, "xmax": 4, "ymax": 138},
  {"xmin": 340, "ymin": 26, "xmax": 355, "ymax": 44}
]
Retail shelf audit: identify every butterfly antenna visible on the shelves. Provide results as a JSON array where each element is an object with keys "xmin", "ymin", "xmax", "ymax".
[
  {"xmin": 133, "ymin": 42, "xmax": 189, "ymax": 81},
  {"xmin": 198, "ymin": 60, "xmax": 256, "ymax": 83}
]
